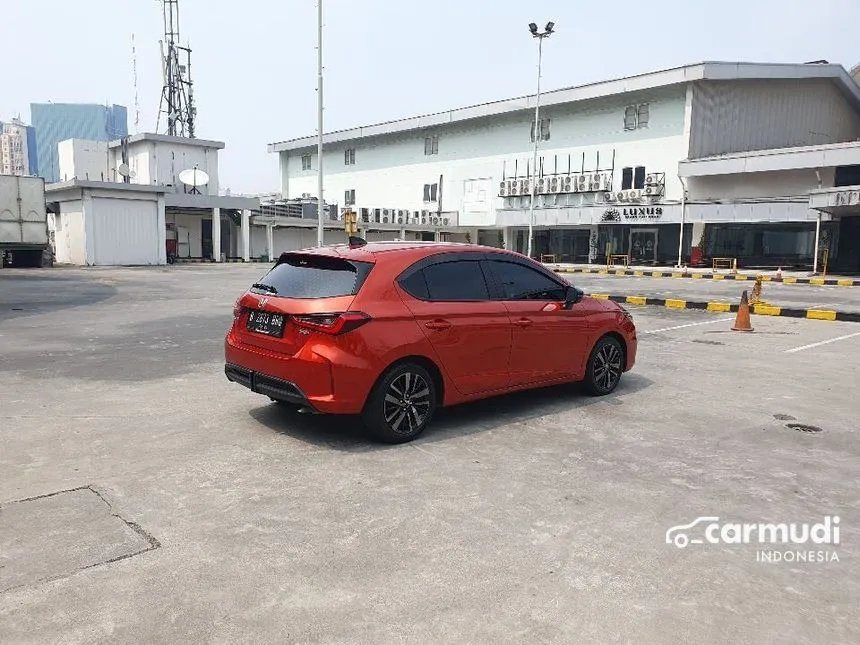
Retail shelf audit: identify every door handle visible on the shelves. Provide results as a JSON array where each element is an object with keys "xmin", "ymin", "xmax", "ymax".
[
  {"xmin": 425, "ymin": 319, "xmax": 451, "ymax": 330},
  {"xmin": 514, "ymin": 318, "xmax": 533, "ymax": 328}
]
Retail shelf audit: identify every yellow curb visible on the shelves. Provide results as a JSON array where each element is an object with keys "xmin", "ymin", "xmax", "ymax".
[
  {"xmin": 651, "ymin": 272, "xmax": 664, "ymax": 278},
  {"xmin": 753, "ymin": 304, "xmax": 782, "ymax": 316},
  {"xmin": 590, "ymin": 293, "xmax": 610, "ymax": 300},
  {"xmin": 783, "ymin": 277, "xmax": 797, "ymax": 284},
  {"xmin": 707, "ymin": 302, "xmax": 732, "ymax": 312},
  {"xmin": 626, "ymin": 296, "xmax": 647, "ymax": 305},
  {"xmin": 713, "ymin": 275, "xmax": 725, "ymax": 280},
  {"xmin": 634, "ymin": 271, "xmax": 645, "ymax": 276},
  {"xmin": 671, "ymin": 272, "xmax": 683, "ymax": 278},
  {"xmin": 809, "ymin": 278, "xmax": 826, "ymax": 285},
  {"xmin": 734, "ymin": 275, "xmax": 748, "ymax": 280},
  {"xmin": 598, "ymin": 270, "xmax": 609, "ymax": 275},
  {"xmin": 837, "ymin": 279, "xmax": 854, "ymax": 287},
  {"xmin": 806, "ymin": 310, "xmax": 836, "ymax": 321},
  {"xmin": 665, "ymin": 299, "xmax": 686, "ymax": 309},
  {"xmin": 760, "ymin": 276, "xmax": 772, "ymax": 281},
  {"xmin": 692, "ymin": 273, "xmax": 703, "ymax": 279}
]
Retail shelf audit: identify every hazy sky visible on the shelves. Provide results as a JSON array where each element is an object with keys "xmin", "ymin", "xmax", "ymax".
[{"xmin": 2, "ymin": 1, "xmax": 858, "ymax": 194}]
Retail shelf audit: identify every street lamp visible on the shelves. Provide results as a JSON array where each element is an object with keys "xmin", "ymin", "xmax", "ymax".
[
  {"xmin": 316, "ymin": 0, "xmax": 325, "ymax": 247},
  {"xmin": 526, "ymin": 21, "xmax": 554, "ymax": 259}
]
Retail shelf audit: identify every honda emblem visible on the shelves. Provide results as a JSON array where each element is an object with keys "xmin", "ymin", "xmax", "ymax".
[{"xmin": 258, "ymin": 297, "xmax": 269, "ymax": 309}]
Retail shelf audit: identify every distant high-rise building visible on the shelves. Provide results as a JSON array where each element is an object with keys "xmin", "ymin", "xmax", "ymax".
[
  {"xmin": 30, "ymin": 103, "xmax": 128, "ymax": 182},
  {"xmin": 0, "ymin": 118, "xmax": 38, "ymax": 176}
]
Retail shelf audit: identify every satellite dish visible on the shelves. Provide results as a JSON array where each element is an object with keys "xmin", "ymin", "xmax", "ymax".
[
  {"xmin": 179, "ymin": 167, "xmax": 209, "ymax": 187},
  {"xmin": 117, "ymin": 163, "xmax": 130, "ymax": 178}
]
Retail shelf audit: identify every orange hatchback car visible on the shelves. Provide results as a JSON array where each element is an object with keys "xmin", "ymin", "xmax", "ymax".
[{"xmin": 225, "ymin": 241, "xmax": 637, "ymax": 443}]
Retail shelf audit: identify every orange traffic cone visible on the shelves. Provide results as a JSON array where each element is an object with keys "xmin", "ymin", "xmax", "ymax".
[
  {"xmin": 732, "ymin": 290, "xmax": 754, "ymax": 332},
  {"xmin": 775, "ymin": 267, "xmax": 783, "ymax": 281}
]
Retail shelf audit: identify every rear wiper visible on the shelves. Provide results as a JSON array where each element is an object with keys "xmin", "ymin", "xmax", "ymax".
[{"xmin": 251, "ymin": 282, "xmax": 278, "ymax": 294}]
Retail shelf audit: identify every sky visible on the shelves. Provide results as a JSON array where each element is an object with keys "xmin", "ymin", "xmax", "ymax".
[{"xmin": 2, "ymin": 0, "xmax": 859, "ymax": 194}]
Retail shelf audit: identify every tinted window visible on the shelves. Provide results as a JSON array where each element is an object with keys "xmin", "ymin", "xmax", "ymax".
[
  {"xmin": 253, "ymin": 254, "xmax": 372, "ymax": 299},
  {"xmin": 423, "ymin": 261, "xmax": 489, "ymax": 301},
  {"xmin": 489, "ymin": 261, "xmax": 566, "ymax": 300},
  {"xmin": 399, "ymin": 270, "xmax": 429, "ymax": 300}
]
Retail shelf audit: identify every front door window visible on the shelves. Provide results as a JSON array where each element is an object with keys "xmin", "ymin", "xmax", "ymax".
[{"xmin": 630, "ymin": 229, "xmax": 658, "ymax": 264}]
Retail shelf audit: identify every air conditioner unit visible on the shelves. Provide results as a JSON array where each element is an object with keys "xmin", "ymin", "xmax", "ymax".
[
  {"xmin": 549, "ymin": 177, "xmax": 560, "ymax": 193},
  {"xmin": 361, "ymin": 208, "xmax": 370, "ymax": 223},
  {"xmin": 507, "ymin": 180, "xmax": 519, "ymax": 196},
  {"xmin": 616, "ymin": 191, "xmax": 628, "ymax": 202},
  {"xmin": 644, "ymin": 185, "xmax": 663, "ymax": 197},
  {"xmin": 397, "ymin": 215, "xmax": 404, "ymax": 224},
  {"xmin": 519, "ymin": 179, "xmax": 531, "ymax": 195},
  {"xmin": 442, "ymin": 217, "xmax": 449, "ymax": 225},
  {"xmin": 412, "ymin": 210, "xmax": 420, "ymax": 223},
  {"xmin": 373, "ymin": 208, "xmax": 382, "ymax": 223},
  {"xmin": 536, "ymin": 178, "xmax": 546, "ymax": 194},
  {"xmin": 626, "ymin": 189, "xmax": 643, "ymax": 201},
  {"xmin": 431, "ymin": 216, "xmax": 440, "ymax": 225},
  {"xmin": 499, "ymin": 181, "xmax": 508, "ymax": 197},
  {"xmin": 560, "ymin": 176, "xmax": 572, "ymax": 193},
  {"xmin": 645, "ymin": 174, "xmax": 659, "ymax": 185},
  {"xmin": 603, "ymin": 191, "xmax": 615, "ymax": 202}
]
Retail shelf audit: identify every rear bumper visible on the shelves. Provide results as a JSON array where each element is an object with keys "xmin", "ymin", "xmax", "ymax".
[{"xmin": 224, "ymin": 363, "xmax": 314, "ymax": 409}]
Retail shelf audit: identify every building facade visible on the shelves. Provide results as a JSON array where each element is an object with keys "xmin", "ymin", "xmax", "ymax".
[
  {"xmin": 30, "ymin": 103, "xmax": 128, "ymax": 183},
  {"xmin": 269, "ymin": 61, "xmax": 860, "ymax": 272},
  {"xmin": 0, "ymin": 118, "xmax": 38, "ymax": 176}
]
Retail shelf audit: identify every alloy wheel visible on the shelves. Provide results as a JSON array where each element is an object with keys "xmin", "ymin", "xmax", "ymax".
[
  {"xmin": 382, "ymin": 371, "xmax": 432, "ymax": 435},
  {"xmin": 593, "ymin": 342, "xmax": 622, "ymax": 391}
]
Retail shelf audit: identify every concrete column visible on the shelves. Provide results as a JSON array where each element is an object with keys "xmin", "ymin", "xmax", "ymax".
[
  {"xmin": 212, "ymin": 208, "xmax": 222, "ymax": 262},
  {"xmin": 241, "ymin": 209, "xmax": 251, "ymax": 262},
  {"xmin": 157, "ymin": 195, "xmax": 167, "ymax": 265},
  {"xmin": 82, "ymin": 189, "xmax": 95, "ymax": 265},
  {"xmin": 503, "ymin": 227, "xmax": 512, "ymax": 251},
  {"xmin": 588, "ymin": 224, "xmax": 599, "ymax": 264},
  {"xmin": 399, "ymin": 227, "xmax": 406, "ymax": 241},
  {"xmin": 266, "ymin": 224, "xmax": 274, "ymax": 261}
]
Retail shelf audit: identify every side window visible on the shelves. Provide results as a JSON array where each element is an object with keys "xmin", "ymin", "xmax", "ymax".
[
  {"xmin": 422, "ymin": 260, "xmax": 490, "ymax": 301},
  {"xmin": 399, "ymin": 270, "xmax": 429, "ymax": 300},
  {"xmin": 621, "ymin": 167, "xmax": 633, "ymax": 190},
  {"xmin": 489, "ymin": 260, "xmax": 566, "ymax": 300}
]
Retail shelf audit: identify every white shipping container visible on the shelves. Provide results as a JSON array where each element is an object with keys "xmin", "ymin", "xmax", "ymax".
[{"xmin": 0, "ymin": 175, "xmax": 48, "ymax": 248}]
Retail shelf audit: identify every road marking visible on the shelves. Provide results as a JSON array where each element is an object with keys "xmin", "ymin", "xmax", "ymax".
[
  {"xmin": 784, "ymin": 331, "xmax": 860, "ymax": 353},
  {"xmin": 643, "ymin": 317, "xmax": 734, "ymax": 334}
]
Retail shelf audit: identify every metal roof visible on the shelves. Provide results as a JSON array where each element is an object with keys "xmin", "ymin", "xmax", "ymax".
[
  {"xmin": 108, "ymin": 132, "xmax": 225, "ymax": 150},
  {"xmin": 269, "ymin": 62, "xmax": 860, "ymax": 153}
]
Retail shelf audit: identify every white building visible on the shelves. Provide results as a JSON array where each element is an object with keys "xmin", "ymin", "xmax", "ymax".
[
  {"xmin": 1, "ymin": 119, "xmax": 32, "ymax": 176},
  {"xmin": 269, "ymin": 61, "xmax": 860, "ymax": 273},
  {"xmin": 46, "ymin": 133, "xmax": 259, "ymax": 266}
]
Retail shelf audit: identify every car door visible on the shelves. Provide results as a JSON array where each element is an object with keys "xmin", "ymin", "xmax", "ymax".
[
  {"xmin": 485, "ymin": 257, "xmax": 592, "ymax": 385},
  {"xmin": 397, "ymin": 255, "xmax": 512, "ymax": 396}
]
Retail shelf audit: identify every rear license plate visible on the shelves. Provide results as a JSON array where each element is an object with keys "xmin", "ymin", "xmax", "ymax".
[{"xmin": 246, "ymin": 310, "xmax": 286, "ymax": 337}]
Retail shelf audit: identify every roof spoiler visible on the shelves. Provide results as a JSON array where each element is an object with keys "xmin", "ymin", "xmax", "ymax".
[{"xmin": 348, "ymin": 236, "xmax": 367, "ymax": 249}]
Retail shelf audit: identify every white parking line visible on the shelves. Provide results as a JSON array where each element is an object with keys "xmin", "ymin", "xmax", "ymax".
[
  {"xmin": 643, "ymin": 317, "xmax": 735, "ymax": 334},
  {"xmin": 784, "ymin": 331, "xmax": 860, "ymax": 354}
]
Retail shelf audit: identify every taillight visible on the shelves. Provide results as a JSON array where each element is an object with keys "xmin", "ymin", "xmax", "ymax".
[{"xmin": 292, "ymin": 311, "xmax": 371, "ymax": 335}]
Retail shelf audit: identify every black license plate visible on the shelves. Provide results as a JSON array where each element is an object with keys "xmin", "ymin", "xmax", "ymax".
[{"xmin": 246, "ymin": 310, "xmax": 286, "ymax": 337}]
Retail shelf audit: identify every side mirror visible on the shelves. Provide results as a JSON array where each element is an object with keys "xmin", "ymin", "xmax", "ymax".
[{"xmin": 563, "ymin": 285, "xmax": 584, "ymax": 309}]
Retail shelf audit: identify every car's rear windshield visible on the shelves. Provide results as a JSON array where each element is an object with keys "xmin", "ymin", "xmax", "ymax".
[{"xmin": 252, "ymin": 254, "xmax": 373, "ymax": 299}]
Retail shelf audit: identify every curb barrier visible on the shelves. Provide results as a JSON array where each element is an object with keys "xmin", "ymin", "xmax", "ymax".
[
  {"xmin": 554, "ymin": 267, "xmax": 859, "ymax": 287},
  {"xmin": 587, "ymin": 293, "xmax": 860, "ymax": 324}
]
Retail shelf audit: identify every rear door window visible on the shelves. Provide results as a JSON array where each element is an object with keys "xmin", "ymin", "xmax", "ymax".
[
  {"xmin": 253, "ymin": 254, "xmax": 372, "ymax": 298},
  {"xmin": 421, "ymin": 260, "xmax": 490, "ymax": 301},
  {"xmin": 486, "ymin": 260, "xmax": 566, "ymax": 300}
]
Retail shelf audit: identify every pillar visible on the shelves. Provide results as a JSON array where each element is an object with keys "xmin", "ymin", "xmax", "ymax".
[
  {"xmin": 503, "ymin": 227, "xmax": 513, "ymax": 251},
  {"xmin": 399, "ymin": 227, "xmax": 406, "ymax": 241},
  {"xmin": 157, "ymin": 195, "xmax": 167, "ymax": 265},
  {"xmin": 587, "ymin": 224, "xmax": 599, "ymax": 264},
  {"xmin": 241, "ymin": 209, "xmax": 251, "ymax": 262},
  {"xmin": 266, "ymin": 224, "xmax": 275, "ymax": 261},
  {"xmin": 212, "ymin": 207, "xmax": 222, "ymax": 262}
]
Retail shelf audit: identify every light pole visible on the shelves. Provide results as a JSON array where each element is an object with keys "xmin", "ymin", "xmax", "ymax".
[
  {"xmin": 526, "ymin": 21, "xmax": 554, "ymax": 259},
  {"xmin": 316, "ymin": 0, "xmax": 325, "ymax": 247}
]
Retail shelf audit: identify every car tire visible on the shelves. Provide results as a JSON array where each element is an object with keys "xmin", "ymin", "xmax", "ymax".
[
  {"xmin": 583, "ymin": 335, "xmax": 624, "ymax": 396},
  {"xmin": 362, "ymin": 362, "xmax": 437, "ymax": 444}
]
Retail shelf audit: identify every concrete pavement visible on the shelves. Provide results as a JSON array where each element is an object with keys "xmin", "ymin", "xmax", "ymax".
[{"xmin": 1, "ymin": 265, "xmax": 858, "ymax": 644}]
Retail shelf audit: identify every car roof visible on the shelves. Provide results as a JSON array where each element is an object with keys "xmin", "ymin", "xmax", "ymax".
[{"xmin": 279, "ymin": 241, "xmax": 525, "ymax": 263}]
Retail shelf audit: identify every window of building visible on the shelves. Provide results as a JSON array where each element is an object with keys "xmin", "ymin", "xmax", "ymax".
[
  {"xmin": 624, "ymin": 103, "xmax": 650, "ymax": 130},
  {"xmin": 344, "ymin": 148, "xmax": 356, "ymax": 165},
  {"xmin": 423, "ymin": 183, "xmax": 439, "ymax": 202},
  {"xmin": 530, "ymin": 118, "xmax": 551, "ymax": 142},
  {"xmin": 633, "ymin": 166, "xmax": 646, "ymax": 190},
  {"xmin": 344, "ymin": 189, "xmax": 356, "ymax": 206},
  {"xmin": 301, "ymin": 154, "xmax": 312, "ymax": 170},
  {"xmin": 421, "ymin": 261, "xmax": 490, "ymax": 301},
  {"xmin": 487, "ymin": 260, "xmax": 566, "ymax": 301},
  {"xmin": 424, "ymin": 135, "xmax": 439, "ymax": 156},
  {"xmin": 621, "ymin": 167, "xmax": 633, "ymax": 190}
]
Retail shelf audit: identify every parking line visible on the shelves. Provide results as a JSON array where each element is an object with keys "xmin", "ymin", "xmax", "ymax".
[
  {"xmin": 784, "ymin": 331, "xmax": 860, "ymax": 354},
  {"xmin": 643, "ymin": 317, "xmax": 734, "ymax": 334}
]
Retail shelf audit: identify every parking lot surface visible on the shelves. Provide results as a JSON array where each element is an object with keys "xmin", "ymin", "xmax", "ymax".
[{"xmin": 1, "ymin": 265, "xmax": 858, "ymax": 644}]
